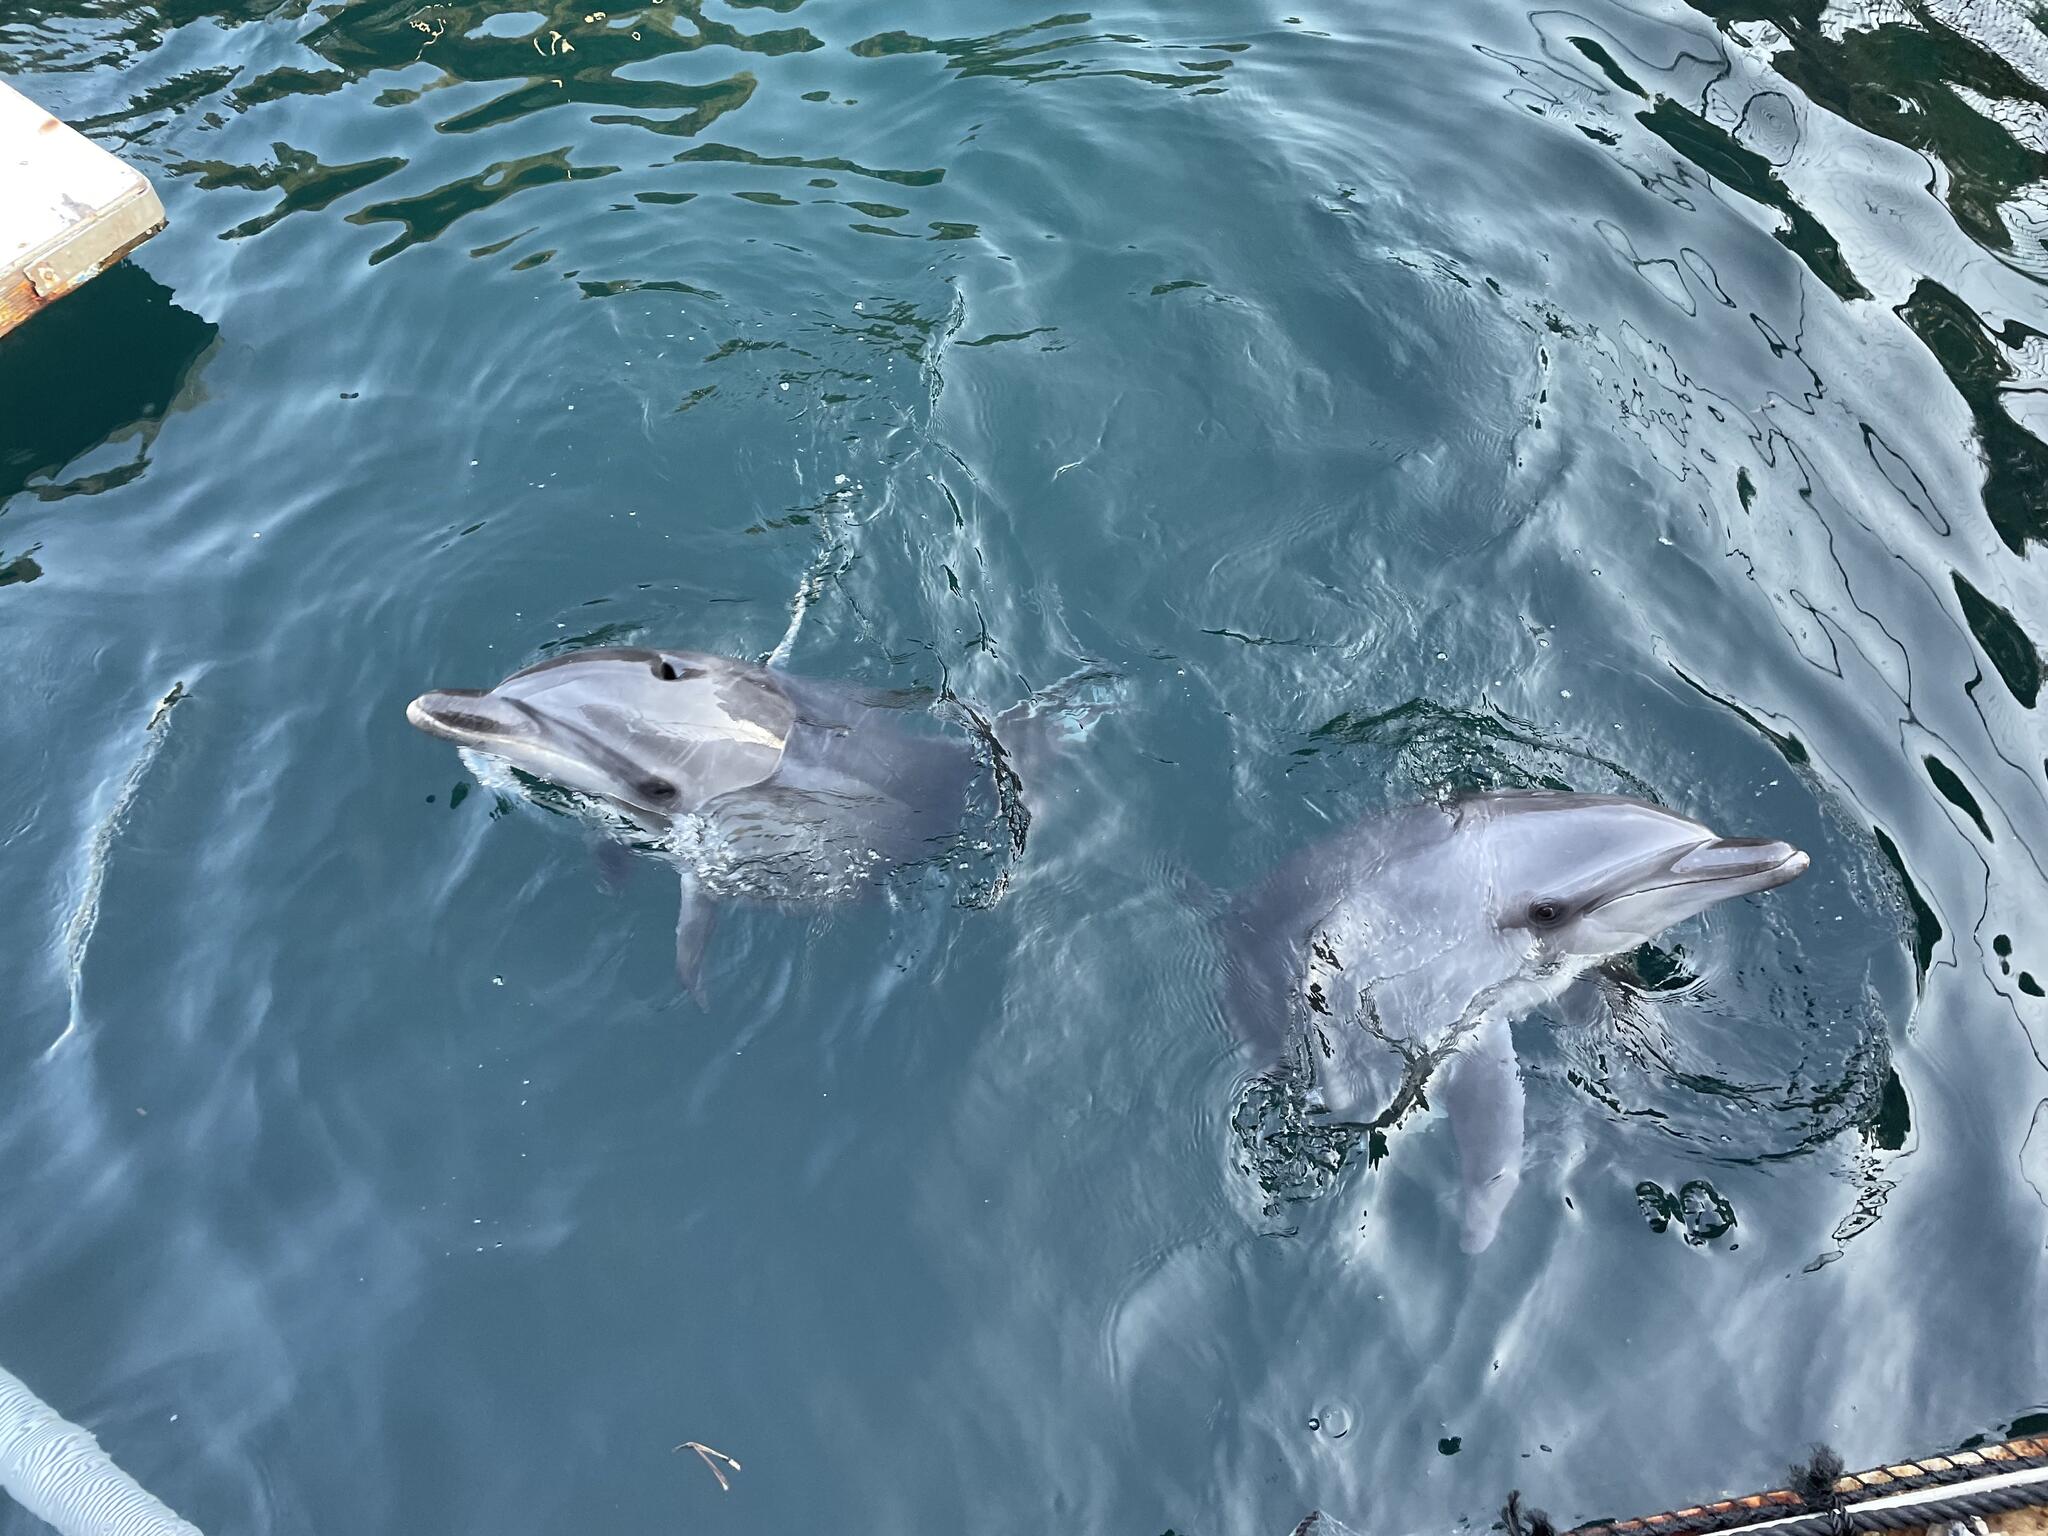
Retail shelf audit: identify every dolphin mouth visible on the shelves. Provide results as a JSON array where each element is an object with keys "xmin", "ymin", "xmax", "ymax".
[
  {"xmin": 407, "ymin": 689, "xmax": 526, "ymax": 745},
  {"xmin": 1670, "ymin": 836, "xmax": 1809, "ymax": 888},
  {"xmin": 1594, "ymin": 836, "xmax": 1809, "ymax": 908},
  {"xmin": 1613, "ymin": 843, "xmax": 1810, "ymax": 901}
]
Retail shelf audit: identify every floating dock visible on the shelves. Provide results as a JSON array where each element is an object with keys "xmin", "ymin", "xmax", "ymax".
[{"xmin": 0, "ymin": 77, "xmax": 166, "ymax": 338}]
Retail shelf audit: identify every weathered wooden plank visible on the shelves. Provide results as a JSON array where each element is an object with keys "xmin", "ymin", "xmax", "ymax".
[{"xmin": 0, "ymin": 77, "xmax": 166, "ymax": 338}]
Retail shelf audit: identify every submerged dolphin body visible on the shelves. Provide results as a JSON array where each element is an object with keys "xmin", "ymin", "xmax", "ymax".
[
  {"xmin": 1221, "ymin": 790, "xmax": 1809, "ymax": 1252},
  {"xmin": 408, "ymin": 647, "xmax": 1048, "ymax": 996}
]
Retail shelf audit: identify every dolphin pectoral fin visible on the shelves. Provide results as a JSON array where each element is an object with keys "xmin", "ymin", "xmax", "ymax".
[
  {"xmin": 674, "ymin": 874, "xmax": 718, "ymax": 1007},
  {"xmin": 1438, "ymin": 1013, "xmax": 1525, "ymax": 1254}
]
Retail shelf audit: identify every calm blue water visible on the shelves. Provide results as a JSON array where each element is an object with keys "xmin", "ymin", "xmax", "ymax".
[{"xmin": 3, "ymin": 0, "xmax": 2047, "ymax": 1530}]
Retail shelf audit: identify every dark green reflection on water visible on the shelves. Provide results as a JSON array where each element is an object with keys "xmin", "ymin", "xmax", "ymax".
[
  {"xmin": 1693, "ymin": 0, "xmax": 2048, "ymax": 255},
  {"xmin": 1873, "ymin": 827, "xmax": 1944, "ymax": 986},
  {"xmin": 668, "ymin": 140, "xmax": 944, "ymax": 187},
  {"xmin": 347, "ymin": 147, "xmax": 620, "ymax": 262},
  {"xmin": 1634, "ymin": 99, "xmax": 1865, "ymax": 300},
  {"xmin": 1896, "ymin": 279, "xmax": 2048, "ymax": 553},
  {"xmin": 851, "ymin": 12, "xmax": 1245, "ymax": 90},
  {"xmin": 1952, "ymin": 573, "xmax": 2041, "ymax": 709},
  {"xmin": 0, "ymin": 0, "xmax": 1260, "ymax": 271},
  {"xmin": 1686, "ymin": 0, "xmax": 2048, "ymax": 550},
  {"xmin": 0, "ymin": 264, "xmax": 216, "ymax": 505},
  {"xmin": 185, "ymin": 145, "xmax": 408, "ymax": 241},
  {"xmin": 298, "ymin": 0, "xmax": 819, "ymax": 89}
]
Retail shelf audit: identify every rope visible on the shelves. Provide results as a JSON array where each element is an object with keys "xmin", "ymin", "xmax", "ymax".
[
  {"xmin": 1685, "ymin": 1469, "xmax": 2048, "ymax": 1536},
  {"xmin": 1559, "ymin": 1437, "xmax": 2048, "ymax": 1536}
]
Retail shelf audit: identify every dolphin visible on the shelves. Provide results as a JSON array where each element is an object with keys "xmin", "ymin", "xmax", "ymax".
[
  {"xmin": 407, "ymin": 646, "xmax": 1063, "ymax": 997},
  {"xmin": 1220, "ymin": 790, "xmax": 1809, "ymax": 1252}
]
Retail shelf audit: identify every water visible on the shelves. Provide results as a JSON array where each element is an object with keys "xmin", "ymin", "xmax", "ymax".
[{"xmin": 2, "ymin": 0, "xmax": 2045, "ymax": 1529}]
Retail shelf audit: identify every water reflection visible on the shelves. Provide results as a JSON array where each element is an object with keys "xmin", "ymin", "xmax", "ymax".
[
  {"xmin": 1719, "ymin": 0, "xmax": 2048, "ymax": 549},
  {"xmin": 4, "ymin": 0, "xmax": 2048, "ymax": 1527},
  {"xmin": 850, "ymin": 13, "xmax": 1246, "ymax": 91},
  {"xmin": 345, "ymin": 146, "xmax": 621, "ymax": 262},
  {"xmin": 1896, "ymin": 278, "xmax": 2048, "ymax": 552},
  {"xmin": 0, "ymin": 264, "xmax": 216, "ymax": 505},
  {"xmin": 1489, "ymin": 2, "xmax": 2048, "ymax": 559},
  {"xmin": 296, "ymin": 0, "xmax": 821, "ymax": 92},
  {"xmin": 7, "ymin": 0, "xmax": 1255, "ymax": 276}
]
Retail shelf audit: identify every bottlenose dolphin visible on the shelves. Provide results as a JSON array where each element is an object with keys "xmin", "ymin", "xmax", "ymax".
[
  {"xmin": 408, "ymin": 646, "xmax": 1064, "ymax": 996},
  {"xmin": 1221, "ymin": 790, "xmax": 1809, "ymax": 1251}
]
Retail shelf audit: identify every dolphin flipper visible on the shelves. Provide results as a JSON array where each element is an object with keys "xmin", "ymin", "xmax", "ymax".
[
  {"xmin": 1438, "ymin": 1012, "xmax": 1525, "ymax": 1253},
  {"xmin": 675, "ymin": 873, "xmax": 718, "ymax": 1006}
]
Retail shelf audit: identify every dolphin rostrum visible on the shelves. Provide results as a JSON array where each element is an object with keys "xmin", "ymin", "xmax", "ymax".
[
  {"xmin": 1220, "ymin": 790, "xmax": 1809, "ymax": 1252},
  {"xmin": 408, "ymin": 646, "xmax": 1066, "ymax": 998}
]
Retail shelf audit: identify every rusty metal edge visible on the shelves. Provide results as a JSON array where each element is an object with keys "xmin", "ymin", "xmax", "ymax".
[{"xmin": 1, "ymin": 107, "xmax": 169, "ymax": 338}]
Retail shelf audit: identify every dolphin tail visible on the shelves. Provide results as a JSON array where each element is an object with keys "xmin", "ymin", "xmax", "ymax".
[
  {"xmin": 1439, "ymin": 1012, "xmax": 1526, "ymax": 1254},
  {"xmin": 675, "ymin": 872, "xmax": 718, "ymax": 1007}
]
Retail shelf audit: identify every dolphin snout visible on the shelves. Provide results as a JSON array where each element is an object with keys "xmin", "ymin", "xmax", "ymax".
[
  {"xmin": 407, "ymin": 689, "xmax": 526, "ymax": 745},
  {"xmin": 1672, "ymin": 836, "xmax": 1809, "ymax": 891}
]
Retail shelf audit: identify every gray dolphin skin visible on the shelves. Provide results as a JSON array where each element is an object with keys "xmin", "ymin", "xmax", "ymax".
[
  {"xmin": 1221, "ymin": 790, "xmax": 1810, "ymax": 1252},
  {"xmin": 407, "ymin": 646, "xmax": 1019, "ymax": 998}
]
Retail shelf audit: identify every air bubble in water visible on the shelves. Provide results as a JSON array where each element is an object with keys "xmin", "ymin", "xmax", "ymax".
[{"xmin": 1310, "ymin": 1403, "xmax": 1353, "ymax": 1439}]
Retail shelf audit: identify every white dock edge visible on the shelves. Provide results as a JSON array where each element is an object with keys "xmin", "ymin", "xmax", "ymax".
[
  {"xmin": 0, "ymin": 78, "xmax": 166, "ymax": 338},
  {"xmin": 0, "ymin": 1363, "xmax": 204, "ymax": 1536}
]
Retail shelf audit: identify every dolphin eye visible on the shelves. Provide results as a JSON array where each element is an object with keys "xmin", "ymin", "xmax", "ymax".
[
  {"xmin": 1528, "ymin": 900, "xmax": 1564, "ymax": 927},
  {"xmin": 639, "ymin": 778, "xmax": 678, "ymax": 804},
  {"xmin": 653, "ymin": 660, "xmax": 679, "ymax": 681}
]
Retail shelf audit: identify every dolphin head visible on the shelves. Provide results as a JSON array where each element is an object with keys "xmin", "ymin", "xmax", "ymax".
[
  {"xmin": 1233, "ymin": 788, "xmax": 1810, "ymax": 1254},
  {"xmin": 407, "ymin": 647, "xmax": 792, "ymax": 822},
  {"xmin": 1463, "ymin": 791, "xmax": 1809, "ymax": 962}
]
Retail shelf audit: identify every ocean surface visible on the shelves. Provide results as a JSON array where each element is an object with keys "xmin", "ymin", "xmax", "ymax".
[{"xmin": 3, "ymin": 0, "xmax": 2046, "ymax": 1530}]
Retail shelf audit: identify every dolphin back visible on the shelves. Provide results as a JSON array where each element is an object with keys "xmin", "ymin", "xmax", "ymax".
[
  {"xmin": 758, "ymin": 697, "xmax": 981, "ymax": 866},
  {"xmin": 1218, "ymin": 804, "xmax": 1458, "ymax": 1052},
  {"xmin": 630, "ymin": 650, "xmax": 798, "ymax": 807}
]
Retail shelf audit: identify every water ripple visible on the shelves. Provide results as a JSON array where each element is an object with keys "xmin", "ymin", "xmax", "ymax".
[{"xmin": 4, "ymin": 0, "xmax": 2048, "ymax": 1528}]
